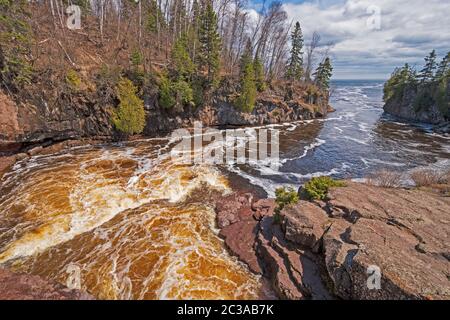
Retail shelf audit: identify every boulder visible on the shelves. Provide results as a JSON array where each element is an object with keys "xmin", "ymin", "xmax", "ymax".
[
  {"xmin": 281, "ymin": 201, "xmax": 331, "ymax": 252},
  {"xmin": 256, "ymin": 216, "xmax": 332, "ymax": 300},
  {"xmin": 252, "ymin": 198, "xmax": 276, "ymax": 220}
]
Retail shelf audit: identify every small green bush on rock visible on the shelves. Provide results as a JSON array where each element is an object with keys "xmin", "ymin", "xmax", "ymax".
[
  {"xmin": 301, "ymin": 176, "xmax": 345, "ymax": 200},
  {"xmin": 112, "ymin": 77, "xmax": 146, "ymax": 135},
  {"xmin": 274, "ymin": 187, "xmax": 299, "ymax": 224}
]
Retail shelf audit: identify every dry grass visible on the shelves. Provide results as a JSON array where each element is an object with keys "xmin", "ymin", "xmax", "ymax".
[
  {"xmin": 410, "ymin": 169, "xmax": 447, "ymax": 187},
  {"xmin": 365, "ymin": 169, "xmax": 403, "ymax": 188}
]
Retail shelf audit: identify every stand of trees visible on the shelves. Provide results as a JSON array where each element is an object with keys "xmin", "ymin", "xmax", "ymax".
[
  {"xmin": 0, "ymin": 0, "xmax": 335, "ymax": 135},
  {"xmin": 384, "ymin": 50, "xmax": 450, "ymax": 117}
]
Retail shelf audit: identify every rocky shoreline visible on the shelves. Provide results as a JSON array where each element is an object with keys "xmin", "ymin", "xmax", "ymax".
[
  {"xmin": 382, "ymin": 78, "xmax": 449, "ymax": 133},
  {"xmin": 215, "ymin": 182, "xmax": 450, "ymax": 300},
  {"xmin": 0, "ymin": 79, "xmax": 331, "ymax": 154}
]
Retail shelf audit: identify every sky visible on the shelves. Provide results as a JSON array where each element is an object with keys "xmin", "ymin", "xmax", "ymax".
[{"xmin": 249, "ymin": 0, "xmax": 450, "ymax": 80}]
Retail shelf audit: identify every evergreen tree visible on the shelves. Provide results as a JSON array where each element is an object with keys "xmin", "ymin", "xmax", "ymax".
[
  {"xmin": 236, "ymin": 43, "xmax": 257, "ymax": 113},
  {"xmin": 187, "ymin": 0, "xmax": 201, "ymax": 63},
  {"xmin": 383, "ymin": 63, "xmax": 416, "ymax": 102},
  {"xmin": 313, "ymin": 57, "xmax": 333, "ymax": 90},
  {"xmin": 158, "ymin": 35, "xmax": 196, "ymax": 110},
  {"xmin": 171, "ymin": 35, "xmax": 195, "ymax": 81},
  {"xmin": 418, "ymin": 50, "xmax": 437, "ymax": 83},
  {"xmin": 253, "ymin": 56, "xmax": 266, "ymax": 92},
  {"xmin": 112, "ymin": 78, "xmax": 146, "ymax": 135},
  {"xmin": 0, "ymin": 0, "xmax": 33, "ymax": 89},
  {"xmin": 129, "ymin": 49, "xmax": 145, "ymax": 86},
  {"xmin": 285, "ymin": 21, "xmax": 304, "ymax": 81},
  {"xmin": 147, "ymin": 0, "xmax": 165, "ymax": 33},
  {"xmin": 435, "ymin": 52, "xmax": 450, "ymax": 80},
  {"xmin": 198, "ymin": 1, "xmax": 221, "ymax": 86},
  {"xmin": 239, "ymin": 40, "xmax": 253, "ymax": 72}
]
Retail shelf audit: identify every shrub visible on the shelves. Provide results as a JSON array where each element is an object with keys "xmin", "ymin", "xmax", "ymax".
[
  {"xmin": 301, "ymin": 176, "xmax": 345, "ymax": 200},
  {"xmin": 274, "ymin": 187, "xmax": 299, "ymax": 224},
  {"xmin": 172, "ymin": 79, "xmax": 194, "ymax": 106},
  {"xmin": 66, "ymin": 69, "xmax": 82, "ymax": 90},
  {"xmin": 158, "ymin": 73, "xmax": 195, "ymax": 109},
  {"xmin": 96, "ymin": 64, "xmax": 122, "ymax": 102},
  {"xmin": 158, "ymin": 72, "xmax": 175, "ymax": 109},
  {"xmin": 410, "ymin": 169, "xmax": 448, "ymax": 187},
  {"xmin": 366, "ymin": 170, "xmax": 402, "ymax": 188},
  {"xmin": 112, "ymin": 77, "xmax": 146, "ymax": 135}
]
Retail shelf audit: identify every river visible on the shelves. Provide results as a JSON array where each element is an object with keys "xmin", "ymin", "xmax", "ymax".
[{"xmin": 0, "ymin": 80, "xmax": 448, "ymax": 299}]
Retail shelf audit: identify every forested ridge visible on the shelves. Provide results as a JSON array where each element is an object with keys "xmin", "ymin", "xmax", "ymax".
[
  {"xmin": 0, "ymin": 0, "xmax": 333, "ymax": 137},
  {"xmin": 383, "ymin": 50, "xmax": 450, "ymax": 123}
]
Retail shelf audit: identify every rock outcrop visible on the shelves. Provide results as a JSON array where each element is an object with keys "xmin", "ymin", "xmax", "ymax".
[
  {"xmin": 0, "ymin": 268, "xmax": 94, "ymax": 300},
  {"xmin": 0, "ymin": 91, "xmax": 114, "ymax": 153},
  {"xmin": 1, "ymin": 78, "xmax": 331, "ymax": 151},
  {"xmin": 215, "ymin": 181, "xmax": 450, "ymax": 300},
  {"xmin": 383, "ymin": 82, "xmax": 449, "ymax": 128}
]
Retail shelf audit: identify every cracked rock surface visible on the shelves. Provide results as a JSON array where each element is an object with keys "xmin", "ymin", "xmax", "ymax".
[{"xmin": 215, "ymin": 182, "xmax": 450, "ymax": 300}]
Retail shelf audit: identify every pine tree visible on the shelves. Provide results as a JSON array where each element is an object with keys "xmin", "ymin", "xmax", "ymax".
[
  {"xmin": 236, "ymin": 43, "xmax": 257, "ymax": 113},
  {"xmin": 147, "ymin": 0, "xmax": 165, "ymax": 33},
  {"xmin": 285, "ymin": 21, "xmax": 304, "ymax": 81},
  {"xmin": 418, "ymin": 50, "xmax": 437, "ymax": 83},
  {"xmin": 435, "ymin": 52, "xmax": 450, "ymax": 80},
  {"xmin": 0, "ymin": 0, "xmax": 33, "ymax": 89},
  {"xmin": 112, "ymin": 78, "xmax": 146, "ymax": 135},
  {"xmin": 383, "ymin": 63, "xmax": 416, "ymax": 102},
  {"xmin": 313, "ymin": 57, "xmax": 333, "ymax": 90},
  {"xmin": 253, "ymin": 56, "xmax": 266, "ymax": 92},
  {"xmin": 198, "ymin": 1, "xmax": 221, "ymax": 86},
  {"xmin": 171, "ymin": 34, "xmax": 195, "ymax": 81},
  {"xmin": 187, "ymin": 0, "xmax": 201, "ymax": 63}
]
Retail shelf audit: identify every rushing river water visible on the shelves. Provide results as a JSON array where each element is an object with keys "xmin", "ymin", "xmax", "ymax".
[{"xmin": 0, "ymin": 80, "xmax": 449, "ymax": 299}]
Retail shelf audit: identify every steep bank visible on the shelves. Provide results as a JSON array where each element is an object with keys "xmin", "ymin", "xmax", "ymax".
[
  {"xmin": 0, "ymin": 2, "xmax": 332, "ymax": 153},
  {"xmin": 382, "ymin": 52, "xmax": 450, "ymax": 131},
  {"xmin": 383, "ymin": 80, "xmax": 450, "ymax": 126},
  {"xmin": 1, "ymin": 81, "xmax": 331, "ymax": 152},
  {"xmin": 215, "ymin": 182, "xmax": 450, "ymax": 300}
]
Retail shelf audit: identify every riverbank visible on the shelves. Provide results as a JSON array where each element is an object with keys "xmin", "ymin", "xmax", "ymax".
[{"xmin": 215, "ymin": 179, "xmax": 450, "ymax": 300}]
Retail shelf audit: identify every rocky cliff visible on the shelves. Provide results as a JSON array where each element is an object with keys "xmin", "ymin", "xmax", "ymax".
[
  {"xmin": 1, "ymin": 80, "xmax": 331, "ymax": 152},
  {"xmin": 0, "ymin": 91, "xmax": 114, "ymax": 153},
  {"xmin": 383, "ymin": 81, "xmax": 450, "ymax": 126},
  {"xmin": 215, "ymin": 182, "xmax": 450, "ymax": 300}
]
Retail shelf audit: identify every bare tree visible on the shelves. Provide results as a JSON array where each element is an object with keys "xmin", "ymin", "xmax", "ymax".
[{"xmin": 305, "ymin": 31, "xmax": 321, "ymax": 82}]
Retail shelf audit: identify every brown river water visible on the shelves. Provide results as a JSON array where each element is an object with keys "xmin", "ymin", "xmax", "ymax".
[
  {"xmin": 0, "ymin": 80, "xmax": 448, "ymax": 299},
  {"xmin": 0, "ymin": 139, "xmax": 262, "ymax": 299}
]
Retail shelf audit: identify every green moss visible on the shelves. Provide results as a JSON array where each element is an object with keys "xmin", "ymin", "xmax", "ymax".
[
  {"xmin": 112, "ymin": 78, "xmax": 146, "ymax": 135},
  {"xmin": 301, "ymin": 176, "xmax": 346, "ymax": 200},
  {"xmin": 66, "ymin": 69, "xmax": 82, "ymax": 90}
]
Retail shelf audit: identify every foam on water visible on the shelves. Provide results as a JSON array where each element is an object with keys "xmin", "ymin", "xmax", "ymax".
[{"xmin": 0, "ymin": 143, "xmax": 259, "ymax": 299}]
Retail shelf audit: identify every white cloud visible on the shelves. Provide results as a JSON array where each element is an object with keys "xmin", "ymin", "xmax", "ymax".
[{"xmin": 283, "ymin": 0, "xmax": 450, "ymax": 79}]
